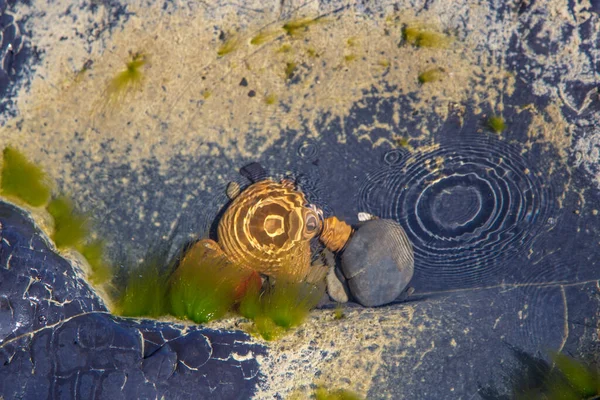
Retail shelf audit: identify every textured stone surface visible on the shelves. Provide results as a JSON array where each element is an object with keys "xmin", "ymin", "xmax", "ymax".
[
  {"xmin": 0, "ymin": 201, "xmax": 266, "ymax": 400},
  {"xmin": 341, "ymin": 219, "xmax": 414, "ymax": 307}
]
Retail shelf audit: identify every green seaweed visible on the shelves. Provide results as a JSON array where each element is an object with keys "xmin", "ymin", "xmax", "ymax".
[
  {"xmin": 261, "ymin": 279, "xmax": 324, "ymax": 329},
  {"xmin": 283, "ymin": 18, "xmax": 319, "ymax": 37},
  {"xmin": 47, "ymin": 196, "xmax": 89, "ymax": 249},
  {"xmin": 264, "ymin": 93, "xmax": 278, "ymax": 105},
  {"xmin": 250, "ymin": 30, "xmax": 280, "ymax": 45},
  {"xmin": 238, "ymin": 276, "xmax": 262, "ymax": 320},
  {"xmin": 217, "ymin": 36, "xmax": 240, "ymax": 57},
  {"xmin": 253, "ymin": 315, "xmax": 285, "ymax": 341},
  {"xmin": 333, "ymin": 303, "xmax": 345, "ymax": 320},
  {"xmin": 285, "ymin": 62, "xmax": 297, "ymax": 80},
  {"xmin": 114, "ymin": 258, "xmax": 169, "ymax": 318},
  {"xmin": 278, "ymin": 44, "xmax": 293, "ymax": 53},
  {"xmin": 487, "ymin": 115, "xmax": 506, "ymax": 133},
  {"xmin": 394, "ymin": 136, "xmax": 409, "ymax": 148},
  {"xmin": 314, "ymin": 387, "xmax": 363, "ymax": 400},
  {"xmin": 306, "ymin": 47, "xmax": 320, "ymax": 58},
  {"xmin": 106, "ymin": 52, "xmax": 147, "ymax": 103},
  {"xmin": 1, "ymin": 147, "xmax": 51, "ymax": 207},
  {"xmin": 550, "ymin": 353, "xmax": 599, "ymax": 398},
  {"xmin": 79, "ymin": 240, "xmax": 112, "ymax": 285},
  {"xmin": 168, "ymin": 242, "xmax": 249, "ymax": 323},
  {"xmin": 402, "ymin": 25, "xmax": 452, "ymax": 48},
  {"xmin": 418, "ymin": 67, "xmax": 446, "ymax": 84}
]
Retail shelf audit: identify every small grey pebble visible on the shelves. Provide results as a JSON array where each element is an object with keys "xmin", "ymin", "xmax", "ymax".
[
  {"xmin": 341, "ymin": 219, "xmax": 414, "ymax": 307},
  {"xmin": 240, "ymin": 77, "xmax": 248, "ymax": 86},
  {"xmin": 326, "ymin": 266, "xmax": 349, "ymax": 303},
  {"xmin": 248, "ymin": 90, "xmax": 256, "ymax": 97}
]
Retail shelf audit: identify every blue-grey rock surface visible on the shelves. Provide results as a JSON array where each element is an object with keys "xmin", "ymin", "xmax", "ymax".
[
  {"xmin": 0, "ymin": 201, "xmax": 266, "ymax": 399},
  {"xmin": 341, "ymin": 219, "xmax": 414, "ymax": 307}
]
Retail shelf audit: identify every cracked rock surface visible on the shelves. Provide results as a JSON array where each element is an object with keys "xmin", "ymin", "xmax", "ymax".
[{"xmin": 0, "ymin": 201, "xmax": 266, "ymax": 400}]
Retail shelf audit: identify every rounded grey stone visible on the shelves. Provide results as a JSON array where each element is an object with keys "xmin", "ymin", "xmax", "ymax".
[{"xmin": 341, "ymin": 219, "xmax": 414, "ymax": 307}]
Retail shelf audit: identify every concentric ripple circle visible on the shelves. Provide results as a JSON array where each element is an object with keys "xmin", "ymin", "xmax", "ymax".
[{"xmin": 358, "ymin": 137, "xmax": 552, "ymax": 289}]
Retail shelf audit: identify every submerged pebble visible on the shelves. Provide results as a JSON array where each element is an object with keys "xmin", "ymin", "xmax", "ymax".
[
  {"xmin": 341, "ymin": 219, "xmax": 414, "ymax": 307},
  {"xmin": 326, "ymin": 265, "xmax": 349, "ymax": 303}
]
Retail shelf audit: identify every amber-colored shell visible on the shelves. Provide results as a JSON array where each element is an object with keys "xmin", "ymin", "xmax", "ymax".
[
  {"xmin": 320, "ymin": 216, "xmax": 353, "ymax": 252},
  {"xmin": 217, "ymin": 180, "xmax": 321, "ymax": 280}
]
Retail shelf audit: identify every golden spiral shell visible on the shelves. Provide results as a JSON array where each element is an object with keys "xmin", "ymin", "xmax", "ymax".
[{"xmin": 217, "ymin": 180, "xmax": 321, "ymax": 280}]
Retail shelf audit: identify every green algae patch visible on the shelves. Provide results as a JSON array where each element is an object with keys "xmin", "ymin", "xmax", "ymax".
[
  {"xmin": 265, "ymin": 93, "xmax": 278, "ymax": 105},
  {"xmin": 250, "ymin": 30, "xmax": 281, "ymax": 45},
  {"xmin": 314, "ymin": 387, "xmax": 363, "ymax": 400},
  {"xmin": 550, "ymin": 353, "xmax": 599, "ymax": 398},
  {"xmin": 261, "ymin": 279, "xmax": 324, "ymax": 329},
  {"xmin": 487, "ymin": 115, "xmax": 506, "ymax": 133},
  {"xmin": 252, "ymin": 315, "xmax": 287, "ymax": 341},
  {"xmin": 238, "ymin": 276, "xmax": 262, "ymax": 320},
  {"xmin": 402, "ymin": 25, "xmax": 452, "ymax": 48},
  {"xmin": 285, "ymin": 62, "xmax": 297, "ymax": 80},
  {"xmin": 106, "ymin": 52, "xmax": 147, "ymax": 105},
  {"xmin": 80, "ymin": 240, "xmax": 112, "ymax": 285},
  {"xmin": 240, "ymin": 278, "xmax": 325, "ymax": 340},
  {"xmin": 418, "ymin": 67, "xmax": 446, "ymax": 84},
  {"xmin": 333, "ymin": 303, "xmax": 346, "ymax": 320},
  {"xmin": 1, "ymin": 147, "xmax": 51, "ymax": 207},
  {"xmin": 283, "ymin": 18, "xmax": 320, "ymax": 37},
  {"xmin": 114, "ymin": 258, "xmax": 170, "ymax": 318},
  {"xmin": 168, "ymin": 241, "xmax": 250, "ymax": 324},
  {"xmin": 217, "ymin": 35, "xmax": 240, "ymax": 57},
  {"xmin": 47, "ymin": 196, "xmax": 89, "ymax": 249}
]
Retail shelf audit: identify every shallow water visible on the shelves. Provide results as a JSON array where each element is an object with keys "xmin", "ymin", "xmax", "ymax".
[{"xmin": 0, "ymin": 0, "xmax": 599, "ymax": 399}]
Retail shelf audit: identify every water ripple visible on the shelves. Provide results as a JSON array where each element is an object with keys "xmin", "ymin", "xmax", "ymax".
[{"xmin": 358, "ymin": 136, "xmax": 553, "ymax": 289}]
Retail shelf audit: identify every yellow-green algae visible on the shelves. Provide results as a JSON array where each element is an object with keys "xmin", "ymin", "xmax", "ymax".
[
  {"xmin": 239, "ymin": 276, "xmax": 325, "ymax": 341},
  {"xmin": 79, "ymin": 240, "xmax": 112, "ymax": 285},
  {"xmin": 285, "ymin": 62, "xmax": 297, "ymax": 80},
  {"xmin": 106, "ymin": 52, "xmax": 147, "ymax": 104},
  {"xmin": 487, "ymin": 115, "xmax": 506, "ymax": 133},
  {"xmin": 168, "ymin": 242, "xmax": 250, "ymax": 324},
  {"xmin": 548, "ymin": 353, "xmax": 599, "ymax": 399},
  {"xmin": 250, "ymin": 30, "xmax": 281, "ymax": 46},
  {"xmin": 402, "ymin": 25, "xmax": 452, "ymax": 48},
  {"xmin": 265, "ymin": 93, "xmax": 278, "ymax": 105},
  {"xmin": 261, "ymin": 279, "xmax": 324, "ymax": 329},
  {"xmin": 47, "ymin": 196, "xmax": 89, "ymax": 249},
  {"xmin": 0, "ymin": 147, "xmax": 111, "ymax": 284},
  {"xmin": 1, "ymin": 147, "xmax": 51, "ymax": 207},
  {"xmin": 217, "ymin": 35, "xmax": 240, "ymax": 57},
  {"xmin": 114, "ymin": 258, "xmax": 170, "ymax": 318},
  {"xmin": 333, "ymin": 303, "xmax": 346, "ymax": 320},
  {"xmin": 314, "ymin": 387, "xmax": 363, "ymax": 400},
  {"xmin": 283, "ymin": 18, "xmax": 320, "ymax": 37},
  {"xmin": 418, "ymin": 67, "xmax": 446, "ymax": 84},
  {"xmin": 238, "ymin": 275, "xmax": 262, "ymax": 320}
]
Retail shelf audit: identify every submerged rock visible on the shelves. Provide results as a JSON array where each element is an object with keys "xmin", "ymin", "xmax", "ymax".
[
  {"xmin": 326, "ymin": 265, "xmax": 349, "ymax": 303},
  {"xmin": 341, "ymin": 219, "xmax": 414, "ymax": 307}
]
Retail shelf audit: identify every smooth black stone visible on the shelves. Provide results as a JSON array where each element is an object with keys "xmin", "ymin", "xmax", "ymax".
[{"xmin": 341, "ymin": 219, "xmax": 414, "ymax": 307}]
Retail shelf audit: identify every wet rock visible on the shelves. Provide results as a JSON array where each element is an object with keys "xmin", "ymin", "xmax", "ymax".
[
  {"xmin": 326, "ymin": 266, "xmax": 349, "ymax": 303},
  {"xmin": 341, "ymin": 219, "xmax": 414, "ymax": 307},
  {"xmin": 0, "ymin": 201, "xmax": 266, "ymax": 399}
]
